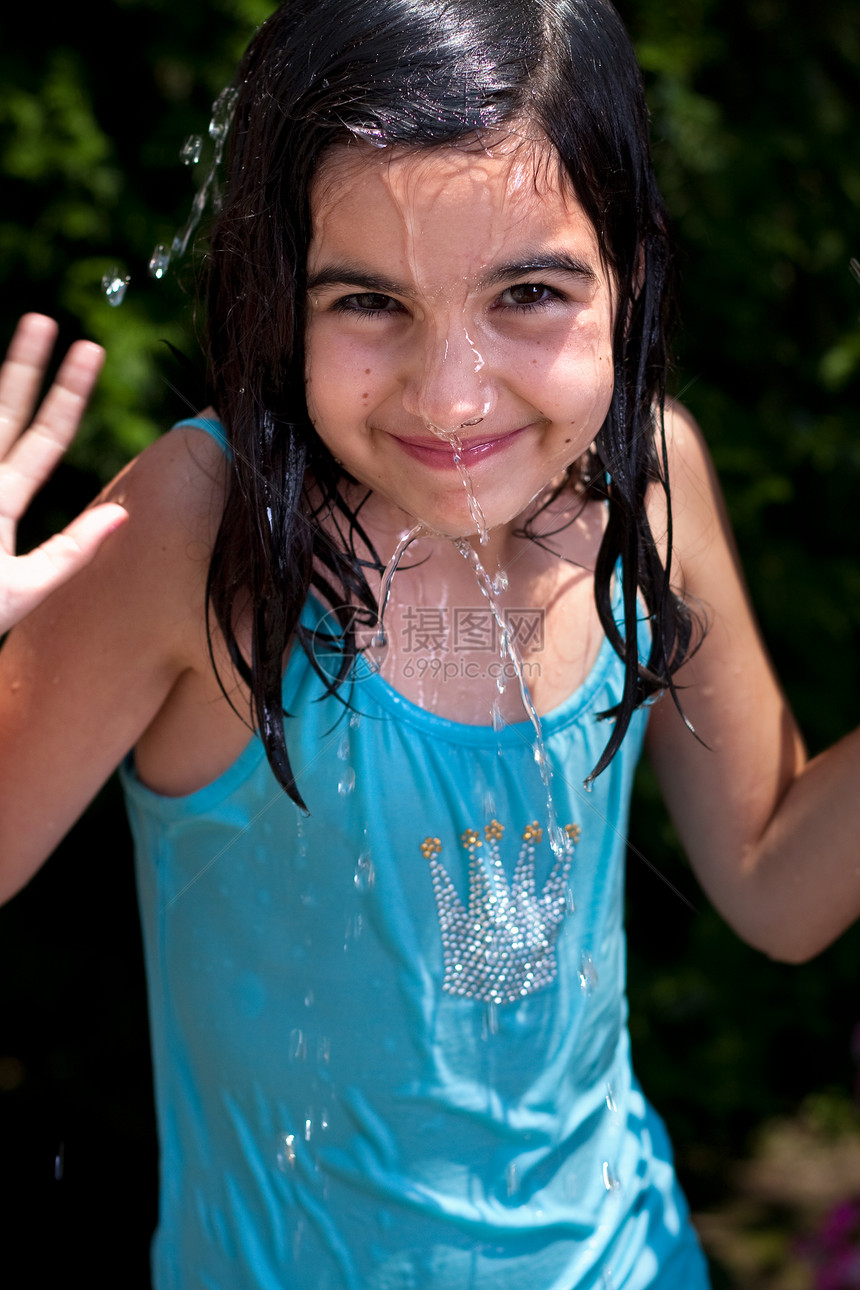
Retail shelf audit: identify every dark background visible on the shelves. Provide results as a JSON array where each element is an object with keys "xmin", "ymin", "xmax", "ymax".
[{"xmin": 1, "ymin": 1, "xmax": 859, "ymax": 1285}]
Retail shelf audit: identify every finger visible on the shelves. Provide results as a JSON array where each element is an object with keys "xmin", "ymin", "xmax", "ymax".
[
  {"xmin": 0, "ymin": 502, "xmax": 128, "ymax": 635},
  {"xmin": 0, "ymin": 315, "xmax": 60, "ymax": 453},
  {"xmin": 0, "ymin": 341, "xmax": 106, "ymax": 524}
]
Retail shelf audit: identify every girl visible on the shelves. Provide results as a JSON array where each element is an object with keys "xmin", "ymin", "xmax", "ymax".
[{"xmin": 2, "ymin": 0, "xmax": 859, "ymax": 1286}]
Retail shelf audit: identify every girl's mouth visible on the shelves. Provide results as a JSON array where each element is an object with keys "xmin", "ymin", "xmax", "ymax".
[{"xmin": 391, "ymin": 425, "xmax": 530, "ymax": 468}]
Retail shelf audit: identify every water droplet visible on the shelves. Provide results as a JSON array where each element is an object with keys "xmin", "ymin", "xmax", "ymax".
[
  {"xmin": 338, "ymin": 767, "xmax": 356, "ymax": 795},
  {"xmin": 492, "ymin": 568, "xmax": 509, "ymax": 595},
  {"xmin": 54, "ymin": 1142, "xmax": 64, "ymax": 1182},
  {"xmin": 304, "ymin": 989, "xmax": 314, "ymax": 1008},
  {"xmin": 354, "ymin": 853, "xmax": 375, "ymax": 893},
  {"xmin": 317, "ymin": 1036, "xmax": 331, "ymax": 1064},
  {"xmin": 602, "ymin": 1160, "xmax": 620, "ymax": 1192},
  {"xmin": 320, "ymin": 1109, "xmax": 330, "ymax": 1132},
  {"xmin": 349, "ymin": 712, "xmax": 361, "ymax": 730},
  {"xmin": 101, "ymin": 267, "xmax": 130, "ymax": 306},
  {"xmin": 208, "ymin": 85, "xmax": 239, "ymax": 143},
  {"xmin": 565, "ymin": 887, "xmax": 576, "ymax": 915},
  {"xmin": 148, "ymin": 244, "xmax": 170, "ymax": 279},
  {"xmin": 578, "ymin": 951, "xmax": 598, "ymax": 995},
  {"xmin": 289, "ymin": 1028, "xmax": 306, "ymax": 1062},
  {"xmin": 343, "ymin": 914, "xmax": 364, "ymax": 949},
  {"xmin": 180, "ymin": 134, "xmax": 203, "ymax": 165},
  {"xmin": 548, "ymin": 820, "xmax": 566, "ymax": 858},
  {"xmin": 605, "ymin": 1083, "xmax": 618, "ymax": 1114},
  {"xmin": 277, "ymin": 1132, "xmax": 296, "ymax": 1171},
  {"xmin": 491, "ymin": 699, "xmax": 505, "ymax": 732},
  {"xmin": 505, "ymin": 1162, "xmax": 519, "ymax": 1196},
  {"xmin": 337, "ymin": 734, "xmax": 350, "ymax": 760},
  {"xmin": 481, "ymin": 1002, "xmax": 499, "ymax": 1039},
  {"xmin": 304, "ymin": 1116, "xmax": 313, "ymax": 1142}
]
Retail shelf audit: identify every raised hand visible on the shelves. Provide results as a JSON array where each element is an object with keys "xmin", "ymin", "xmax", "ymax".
[{"xmin": 0, "ymin": 314, "xmax": 127, "ymax": 636}]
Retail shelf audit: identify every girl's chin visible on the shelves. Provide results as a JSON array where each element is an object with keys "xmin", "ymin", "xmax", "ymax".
[{"xmin": 348, "ymin": 473, "xmax": 563, "ymax": 545}]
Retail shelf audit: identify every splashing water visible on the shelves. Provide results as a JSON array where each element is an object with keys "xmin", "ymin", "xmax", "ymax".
[
  {"xmin": 276, "ymin": 1132, "xmax": 296, "ymax": 1171},
  {"xmin": 454, "ymin": 539, "xmax": 565, "ymax": 858},
  {"xmin": 148, "ymin": 85, "xmax": 239, "ymax": 285},
  {"xmin": 602, "ymin": 1161, "xmax": 620, "ymax": 1193},
  {"xmin": 429, "ymin": 427, "xmax": 489, "ymax": 544},
  {"xmin": 148, "ymin": 245, "xmax": 170, "ymax": 280},
  {"xmin": 180, "ymin": 134, "xmax": 203, "ymax": 165},
  {"xmin": 354, "ymin": 853, "xmax": 375, "ymax": 893},
  {"xmin": 101, "ymin": 267, "xmax": 130, "ymax": 307},
  {"xmin": 481, "ymin": 1001, "xmax": 500, "ymax": 1039},
  {"xmin": 464, "ymin": 329, "xmax": 485, "ymax": 373},
  {"xmin": 374, "ymin": 523, "xmax": 425, "ymax": 647},
  {"xmin": 578, "ymin": 951, "xmax": 599, "ymax": 995}
]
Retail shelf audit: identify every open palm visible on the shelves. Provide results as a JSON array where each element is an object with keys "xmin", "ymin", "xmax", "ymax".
[{"xmin": 0, "ymin": 315, "xmax": 127, "ymax": 636}]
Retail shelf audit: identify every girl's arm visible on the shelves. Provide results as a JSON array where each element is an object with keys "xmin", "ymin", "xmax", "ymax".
[
  {"xmin": 0, "ymin": 319, "xmax": 228, "ymax": 903},
  {"xmin": 646, "ymin": 403, "xmax": 860, "ymax": 963},
  {"xmin": 0, "ymin": 315, "xmax": 128, "ymax": 634}
]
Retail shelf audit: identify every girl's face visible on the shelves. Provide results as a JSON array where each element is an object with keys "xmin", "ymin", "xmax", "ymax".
[{"xmin": 304, "ymin": 135, "xmax": 615, "ymax": 539}]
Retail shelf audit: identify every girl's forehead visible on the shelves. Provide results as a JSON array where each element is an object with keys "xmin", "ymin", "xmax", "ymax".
[{"xmin": 308, "ymin": 134, "xmax": 601, "ymax": 278}]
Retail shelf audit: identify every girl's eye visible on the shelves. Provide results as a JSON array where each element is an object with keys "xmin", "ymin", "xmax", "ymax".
[
  {"xmin": 499, "ymin": 282, "xmax": 559, "ymax": 309},
  {"xmin": 336, "ymin": 292, "xmax": 402, "ymax": 316}
]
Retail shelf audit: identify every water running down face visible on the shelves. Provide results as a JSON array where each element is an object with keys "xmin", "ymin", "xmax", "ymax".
[{"xmin": 304, "ymin": 132, "xmax": 616, "ymax": 541}]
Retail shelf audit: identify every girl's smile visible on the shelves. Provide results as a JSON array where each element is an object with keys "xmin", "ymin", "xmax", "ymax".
[
  {"xmin": 304, "ymin": 135, "xmax": 615, "ymax": 540},
  {"xmin": 390, "ymin": 423, "xmax": 531, "ymax": 468}
]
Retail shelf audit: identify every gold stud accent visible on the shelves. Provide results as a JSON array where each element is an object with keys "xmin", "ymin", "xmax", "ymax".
[
  {"xmin": 523, "ymin": 821, "xmax": 543, "ymax": 844},
  {"xmin": 565, "ymin": 823, "xmax": 581, "ymax": 843},
  {"xmin": 461, "ymin": 828, "xmax": 482, "ymax": 849},
  {"xmin": 421, "ymin": 836, "xmax": 442, "ymax": 859},
  {"xmin": 484, "ymin": 819, "xmax": 504, "ymax": 842}
]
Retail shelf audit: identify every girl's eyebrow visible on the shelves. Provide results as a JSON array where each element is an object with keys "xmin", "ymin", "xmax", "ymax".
[
  {"xmin": 306, "ymin": 266, "xmax": 412, "ymax": 297},
  {"xmin": 479, "ymin": 253, "xmax": 598, "ymax": 289},
  {"xmin": 305, "ymin": 252, "xmax": 598, "ymax": 297}
]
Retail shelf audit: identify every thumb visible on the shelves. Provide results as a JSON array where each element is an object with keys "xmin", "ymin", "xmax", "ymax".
[{"xmin": 4, "ymin": 503, "xmax": 128, "ymax": 630}]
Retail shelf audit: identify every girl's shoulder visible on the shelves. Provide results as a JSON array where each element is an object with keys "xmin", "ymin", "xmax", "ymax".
[
  {"xmin": 103, "ymin": 413, "xmax": 229, "ymax": 543},
  {"xmin": 646, "ymin": 399, "xmax": 726, "ymax": 598}
]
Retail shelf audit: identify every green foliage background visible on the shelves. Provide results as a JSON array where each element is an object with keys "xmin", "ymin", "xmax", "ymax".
[{"xmin": 1, "ymin": 0, "xmax": 859, "ymax": 1283}]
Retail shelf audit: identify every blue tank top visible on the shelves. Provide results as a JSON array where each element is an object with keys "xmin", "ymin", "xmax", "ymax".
[{"xmin": 120, "ymin": 418, "xmax": 709, "ymax": 1289}]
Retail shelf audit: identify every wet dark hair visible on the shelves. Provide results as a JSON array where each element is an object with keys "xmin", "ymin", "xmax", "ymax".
[{"xmin": 205, "ymin": 0, "xmax": 697, "ymax": 807}]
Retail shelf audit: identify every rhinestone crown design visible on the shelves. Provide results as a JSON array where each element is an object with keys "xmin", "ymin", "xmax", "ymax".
[{"xmin": 422, "ymin": 819, "xmax": 581, "ymax": 1005}]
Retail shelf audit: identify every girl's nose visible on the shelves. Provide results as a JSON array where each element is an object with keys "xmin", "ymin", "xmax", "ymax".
[{"xmin": 403, "ymin": 322, "xmax": 493, "ymax": 434}]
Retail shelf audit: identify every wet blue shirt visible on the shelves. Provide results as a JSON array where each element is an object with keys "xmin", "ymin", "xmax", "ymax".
[{"xmin": 120, "ymin": 419, "xmax": 710, "ymax": 1290}]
